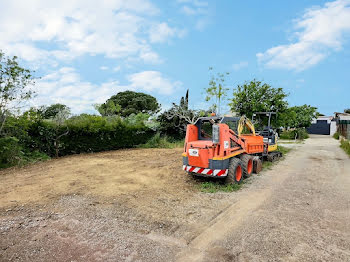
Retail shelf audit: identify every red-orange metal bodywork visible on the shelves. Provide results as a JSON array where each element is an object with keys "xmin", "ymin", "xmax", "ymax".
[{"xmin": 183, "ymin": 123, "xmax": 265, "ymax": 168}]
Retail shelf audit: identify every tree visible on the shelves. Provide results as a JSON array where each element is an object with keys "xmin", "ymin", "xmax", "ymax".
[
  {"xmin": 94, "ymin": 100, "xmax": 121, "ymax": 116},
  {"xmin": 0, "ymin": 51, "xmax": 35, "ymax": 135},
  {"xmin": 344, "ymin": 108, "xmax": 350, "ymax": 114},
  {"xmin": 280, "ymin": 105, "xmax": 318, "ymax": 128},
  {"xmin": 158, "ymin": 90, "xmax": 207, "ymax": 138},
  {"xmin": 41, "ymin": 104, "xmax": 71, "ymax": 119},
  {"xmin": 205, "ymin": 68, "xmax": 229, "ymax": 115},
  {"xmin": 99, "ymin": 91, "xmax": 160, "ymax": 117},
  {"xmin": 51, "ymin": 107, "xmax": 70, "ymax": 158},
  {"xmin": 229, "ymin": 80, "xmax": 288, "ymax": 119}
]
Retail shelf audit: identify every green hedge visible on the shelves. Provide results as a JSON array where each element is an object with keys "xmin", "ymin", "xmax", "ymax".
[
  {"xmin": 25, "ymin": 115, "xmax": 155, "ymax": 157},
  {"xmin": 1, "ymin": 114, "xmax": 155, "ymax": 165}
]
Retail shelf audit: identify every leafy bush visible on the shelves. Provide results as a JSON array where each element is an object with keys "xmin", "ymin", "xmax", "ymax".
[
  {"xmin": 22, "ymin": 151, "xmax": 50, "ymax": 163},
  {"xmin": 333, "ymin": 132, "xmax": 339, "ymax": 140},
  {"xmin": 280, "ymin": 128, "xmax": 309, "ymax": 140},
  {"xmin": 340, "ymin": 139, "xmax": 350, "ymax": 157},
  {"xmin": 0, "ymin": 137, "xmax": 23, "ymax": 168},
  {"xmin": 139, "ymin": 133, "xmax": 183, "ymax": 148}
]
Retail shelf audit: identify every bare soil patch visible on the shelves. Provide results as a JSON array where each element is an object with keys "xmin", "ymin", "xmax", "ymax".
[
  {"xmin": 1, "ymin": 135, "xmax": 350, "ymax": 262},
  {"xmin": 0, "ymin": 148, "xmax": 237, "ymax": 261}
]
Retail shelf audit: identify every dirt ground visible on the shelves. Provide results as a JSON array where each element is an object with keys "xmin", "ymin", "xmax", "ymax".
[{"xmin": 1, "ymin": 135, "xmax": 350, "ymax": 261}]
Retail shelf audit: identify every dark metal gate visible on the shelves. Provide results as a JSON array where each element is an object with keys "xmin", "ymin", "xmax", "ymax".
[{"xmin": 307, "ymin": 120, "xmax": 330, "ymax": 135}]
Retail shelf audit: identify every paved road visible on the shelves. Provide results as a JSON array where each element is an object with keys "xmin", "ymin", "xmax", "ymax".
[{"xmin": 177, "ymin": 135, "xmax": 350, "ymax": 261}]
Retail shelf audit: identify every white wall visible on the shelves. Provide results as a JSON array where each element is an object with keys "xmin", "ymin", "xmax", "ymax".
[{"xmin": 330, "ymin": 121, "xmax": 337, "ymax": 136}]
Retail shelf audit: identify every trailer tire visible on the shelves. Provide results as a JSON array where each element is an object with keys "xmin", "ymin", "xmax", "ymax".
[
  {"xmin": 253, "ymin": 156, "xmax": 262, "ymax": 174},
  {"xmin": 240, "ymin": 154, "xmax": 253, "ymax": 178},
  {"xmin": 226, "ymin": 158, "xmax": 243, "ymax": 184}
]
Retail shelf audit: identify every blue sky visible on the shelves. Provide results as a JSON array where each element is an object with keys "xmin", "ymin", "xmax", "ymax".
[{"xmin": 1, "ymin": 0, "xmax": 349, "ymax": 115}]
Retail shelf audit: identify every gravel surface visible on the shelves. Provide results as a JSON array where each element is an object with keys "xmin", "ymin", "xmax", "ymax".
[{"xmin": 1, "ymin": 135, "xmax": 349, "ymax": 261}]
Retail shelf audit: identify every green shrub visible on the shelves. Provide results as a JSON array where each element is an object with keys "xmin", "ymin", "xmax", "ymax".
[
  {"xmin": 340, "ymin": 139, "xmax": 350, "ymax": 157},
  {"xmin": 139, "ymin": 133, "xmax": 183, "ymax": 148},
  {"xmin": 280, "ymin": 128, "xmax": 309, "ymax": 140},
  {"xmin": 22, "ymin": 151, "xmax": 50, "ymax": 164},
  {"xmin": 333, "ymin": 132, "xmax": 339, "ymax": 140},
  {"xmin": 0, "ymin": 137, "xmax": 23, "ymax": 168},
  {"xmin": 0, "ymin": 135, "xmax": 50, "ymax": 169},
  {"xmin": 279, "ymin": 130, "xmax": 293, "ymax": 139}
]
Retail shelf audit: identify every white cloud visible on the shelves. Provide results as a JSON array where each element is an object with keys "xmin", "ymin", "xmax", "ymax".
[
  {"xmin": 113, "ymin": 66, "xmax": 121, "ymax": 72},
  {"xmin": 177, "ymin": 0, "xmax": 208, "ymax": 8},
  {"xmin": 182, "ymin": 5, "xmax": 207, "ymax": 16},
  {"xmin": 32, "ymin": 68, "xmax": 182, "ymax": 113},
  {"xmin": 100, "ymin": 66, "xmax": 109, "ymax": 70},
  {"xmin": 195, "ymin": 18, "xmax": 210, "ymax": 31},
  {"xmin": 177, "ymin": 0, "xmax": 210, "ymax": 30},
  {"xmin": 139, "ymin": 47, "xmax": 163, "ymax": 64},
  {"xmin": 257, "ymin": 0, "xmax": 350, "ymax": 71},
  {"xmin": 31, "ymin": 67, "xmax": 121, "ymax": 113},
  {"xmin": 0, "ymin": 0, "xmax": 171, "ymax": 64},
  {"xmin": 127, "ymin": 71, "xmax": 182, "ymax": 95},
  {"xmin": 232, "ymin": 61, "xmax": 249, "ymax": 71},
  {"xmin": 149, "ymin": 22, "xmax": 186, "ymax": 43},
  {"xmin": 182, "ymin": 6, "xmax": 197, "ymax": 16}
]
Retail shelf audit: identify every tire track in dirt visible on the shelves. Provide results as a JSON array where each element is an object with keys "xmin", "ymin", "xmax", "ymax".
[{"xmin": 176, "ymin": 144, "xmax": 305, "ymax": 262}]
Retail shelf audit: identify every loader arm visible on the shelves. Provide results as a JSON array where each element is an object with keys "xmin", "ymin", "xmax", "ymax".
[{"xmin": 237, "ymin": 115, "xmax": 256, "ymax": 136}]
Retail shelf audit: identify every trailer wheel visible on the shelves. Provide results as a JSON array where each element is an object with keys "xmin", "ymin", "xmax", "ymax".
[
  {"xmin": 253, "ymin": 156, "xmax": 262, "ymax": 174},
  {"xmin": 226, "ymin": 158, "xmax": 243, "ymax": 184},
  {"xmin": 240, "ymin": 154, "xmax": 253, "ymax": 178}
]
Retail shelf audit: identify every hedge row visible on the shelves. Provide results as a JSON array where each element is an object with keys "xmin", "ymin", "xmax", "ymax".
[
  {"xmin": 1, "ymin": 115, "xmax": 155, "ymax": 164},
  {"xmin": 25, "ymin": 117, "xmax": 155, "ymax": 157}
]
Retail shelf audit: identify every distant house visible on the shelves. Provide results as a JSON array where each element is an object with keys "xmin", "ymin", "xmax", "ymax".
[
  {"xmin": 335, "ymin": 112, "xmax": 350, "ymax": 140},
  {"xmin": 307, "ymin": 116, "xmax": 337, "ymax": 136}
]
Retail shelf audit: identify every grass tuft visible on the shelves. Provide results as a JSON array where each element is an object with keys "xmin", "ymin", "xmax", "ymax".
[
  {"xmin": 277, "ymin": 145, "xmax": 292, "ymax": 155},
  {"xmin": 139, "ymin": 133, "xmax": 183, "ymax": 148},
  {"xmin": 198, "ymin": 181, "xmax": 242, "ymax": 193},
  {"xmin": 262, "ymin": 145, "xmax": 291, "ymax": 170},
  {"xmin": 340, "ymin": 139, "xmax": 350, "ymax": 157},
  {"xmin": 333, "ymin": 132, "xmax": 340, "ymax": 140}
]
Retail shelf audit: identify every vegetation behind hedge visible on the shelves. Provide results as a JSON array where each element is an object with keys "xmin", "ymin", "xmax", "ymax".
[{"xmin": 280, "ymin": 128, "xmax": 309, "ymax": 140}]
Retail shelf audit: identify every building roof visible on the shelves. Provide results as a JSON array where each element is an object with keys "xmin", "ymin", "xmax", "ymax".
[
  {"xmin": 339, "ymin": 115, "xmax": 350, "ymax": 120},
  {"xmin": 316, "ymin": 116, "xmax": 334, "ymax": 120},
  {"xmin": 334, "ymin": 112, "xmax": 350, "ymax": 117}
]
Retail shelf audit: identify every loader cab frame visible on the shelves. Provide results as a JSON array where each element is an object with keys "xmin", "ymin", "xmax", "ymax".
[
  {"xmin": 195, "ymin": 116, "xmax": 240, "ymax": 141},
  {"xmin": 252, "ymin": 112, "xmax": 277, "ymax": 145}
]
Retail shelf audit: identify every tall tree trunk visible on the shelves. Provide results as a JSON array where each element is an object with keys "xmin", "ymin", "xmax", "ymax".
[{"xmin": 0, "ymin": 112, "xmax": 7, "ymax": 136}]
